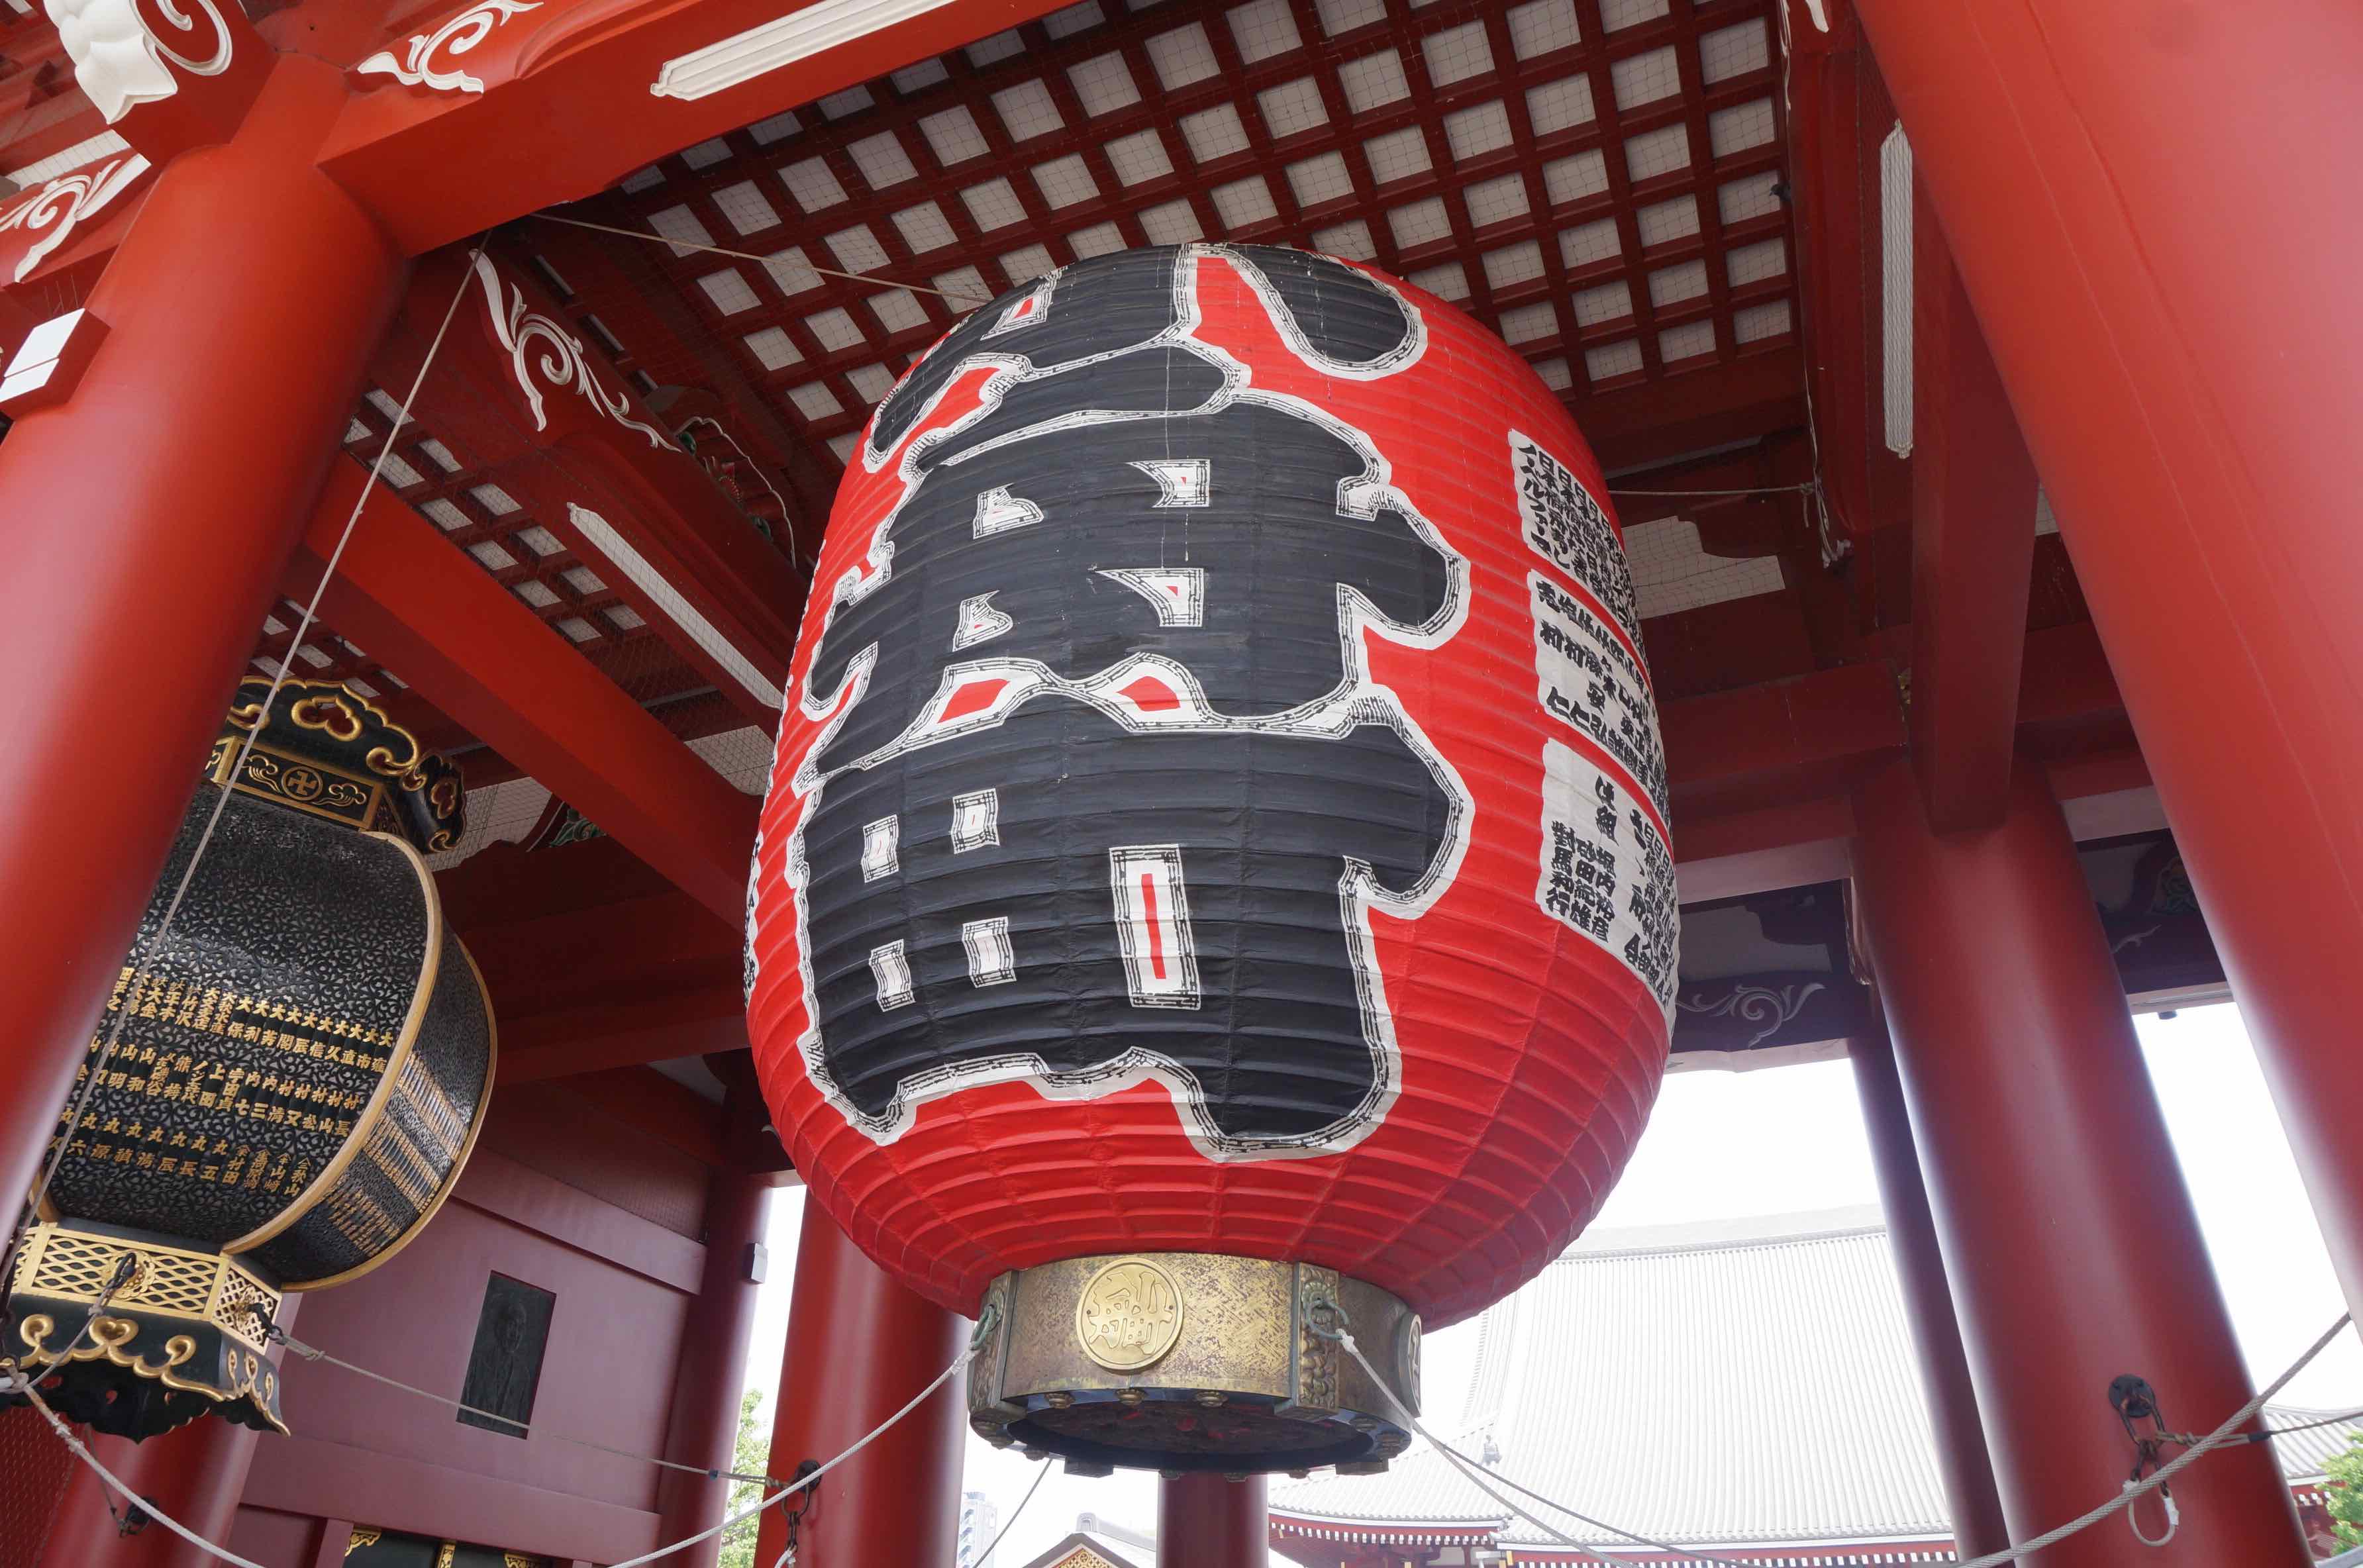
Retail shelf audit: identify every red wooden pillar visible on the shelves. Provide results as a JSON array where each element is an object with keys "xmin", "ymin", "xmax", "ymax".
[
  {"xmin": 1846, "ymin": 0, "xmax": 2363, "ymax": 1328},
  {"xmin": 1158, "ymin": 1473, "xmax": 1267, "ymax": 1568},
  {"xmin": 36, "ymin": 1298, "xmax": 301, "ymax": 1568},
  {"xmin": 0, "ymin": 54, "xmax": 406, "ymax": 1218},
  {"xmin": 1850, "ymin": 1020, "xmax": 2009, "ymax": 1560},
  {"xmin": 1852, "ymin": 760, "xmax": 2306, "ymax": 1566},
  {"xmin": 752, "ymin": 1201, "xmax": 966, "ymax": 1567},
  {"xmin": 653, "ymin": 1163, "xmax": 773, "ymax": 1568}
]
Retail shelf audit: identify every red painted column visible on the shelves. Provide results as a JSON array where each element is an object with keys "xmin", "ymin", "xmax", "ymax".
[
  {"xmin": 1158, "ymin": 1473, "xmax": 1267, "ymax": 1568},
  {"xmin": 1850, "ymin": 1020, "xmax": 2009, "ymax": 1560},
  {"xmin": 1852, "ymin": 760, "xmax": 2306, "ymax": 1566},
  {"xmin": 0, "ymin": 54, "xmax": 407, "ymax": 1218},
  {"xmin": 653, "ymin": 1163, "xmax": 773, "ymax": 1568},
  {"xmin": 36, "ymin": 1298, "xmax": 302, "ymax": 1568},
  {"xmin": 751, "ymin": 1201, "xmax": 966, "ymax": 1567},
  {"xmin": 1845, "ymin": 0, "xmax": 2363, "ymax": 1329}
]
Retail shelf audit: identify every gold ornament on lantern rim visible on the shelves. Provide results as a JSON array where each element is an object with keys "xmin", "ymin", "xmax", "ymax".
[
  {"xmin": 1075, "ymin": 1257, "xmax": 1185, "ymax": 1373},
  {"xmin": 969, "ymin": 1250, "xmax": 1419, "ymax": 1475}
]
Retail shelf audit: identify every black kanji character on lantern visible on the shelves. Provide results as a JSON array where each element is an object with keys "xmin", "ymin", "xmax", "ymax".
[
  {"xmin": 807, "ymin": 400, "xmax": 1454, "ymax": 770},
  {"xmin": 808, "ymin": 245, "xmax": 1448, "ymax": 774},
  {"xmin": 787, "ymin": 245, "xmax": 1460, "ymax": 1150},
  {"xmin": 867, "ymin": 246, "xmax": 1420, "ymax": 459},
  {"xmin": 797, "ymin": 695, "xmax": 1453, "ymax": 1148}
]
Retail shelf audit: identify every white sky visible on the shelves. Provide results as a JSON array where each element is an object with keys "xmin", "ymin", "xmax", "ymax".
[{"xmin": 736, "ymin": 1001, "xmax": 2363, "ymax": 1563}]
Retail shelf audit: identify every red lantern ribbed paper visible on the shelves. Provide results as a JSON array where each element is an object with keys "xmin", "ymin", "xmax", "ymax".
[{"xmin": 746, "ymin": 246, "xmax": 1676, "ymax": 1340}]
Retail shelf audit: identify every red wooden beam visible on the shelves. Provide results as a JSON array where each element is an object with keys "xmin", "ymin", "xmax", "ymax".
[
  {"xmin": 317, "ymin": 0, "xmax": 1076, "ymax": 256},
  {"xmin": 1905, "ymin": 178, "xmax": 2037, "ymax": 831},
  {"xmin": 460, "ymin": 883, "xmax": 740, "ymax": 1020},
  {"xmin": 1781, "ymin": 0, "xmax": 1880, "ymax": 536},
  {"xmin": 401, "ymin": 247, "xmax": 803, "ymax": 722},
  {"xmin": 498, "ymin": 985, "xmax": 750, "ymax": 1083},
  {"xmin": 436, "ymin": 834, "xmax": 681, "ymax": 924},
  {"xmin": 523, "ymin": 208, "xmax": 841, "ymax": 556},
  {"xmin": 286, "ymin": 456, "xmax": 758, "ymax": 920},
  {"xmin": 558, "ymin": 1066, "xmax": 730, "ymax": 1166},
  {"xmin": 1661, "ymin": 659, "xmax": 1905, "ymax": 822},
  {"xmin": 1580, "ymin": 344, "xmax": 1807, "ymax": 475},
  {"xmin": 2015, "ymin": 620, "xmax": 2132, "ymax": 753}
]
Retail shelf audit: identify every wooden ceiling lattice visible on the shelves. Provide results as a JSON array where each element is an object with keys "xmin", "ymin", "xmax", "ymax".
[
  {"xmin": 218, "ymin": 0, "xmax": 1812, "ymax": 815},
  {"xmin": 587, "ymin": 0, "xmax": 1799, "ymax": 471},
  {"xmin": 327, "ymin": 396, "xmax": 697, "ymax": 697},
  {"xmin": 238, "ymin": 384, "xmax": 764, "ymax": 787}
]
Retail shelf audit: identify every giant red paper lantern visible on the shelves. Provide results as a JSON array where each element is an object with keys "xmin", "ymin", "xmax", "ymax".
[{"xmin": 747, "ymin": 245, "xmax": 1676, "ymax": 1473}]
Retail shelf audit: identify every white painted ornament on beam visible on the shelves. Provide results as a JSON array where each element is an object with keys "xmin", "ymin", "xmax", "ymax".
[
  {"xmin": 472, "ymin": 252, "xmax": 675, "ymax": 451},
  {"xmin": 564, "ymin": 504, "xmax": 787, "ymax": 711},
  {"xmin": 0, "ymin": 308, "xmax": 109, "ymax": 412},
  {"xmin": 45, "ymin": 0, "xmax": 234, "ymax": 123},
  {"xmin": 648, "ymin": 0, "xmax": 966, "ymax": 101},
  {"xmin": 356, "ymin": 0, "xmax": 540, "ymax": 95},
  {"xmin": 0, "ymin": 152, "xmax": 150, "ymax": 281}
]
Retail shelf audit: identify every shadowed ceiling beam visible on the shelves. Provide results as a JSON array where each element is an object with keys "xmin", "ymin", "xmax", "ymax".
[
  {"xmin": 287, "ymin": 455, "xmax": 758, "ymax": 920},
  {"xmin": 1581, "ymin": 344, "xmax": 1807, "ymax": 475},
  {"xmin": 1906, "ymin": 180, "xmax": 2038, "ymax": 832},
  {"xmin": 1780, "ymin": 0, "xmax": 1881, "ymax": 537},
  {"xmin": 317, "ymin": 0, "xmax": 1073, "ymax": 256}
]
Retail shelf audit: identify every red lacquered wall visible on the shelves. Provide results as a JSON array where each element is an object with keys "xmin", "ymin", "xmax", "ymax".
[{"xmin": 214, "ymin": 1081, "xmax": 723, "ymax": 1565}]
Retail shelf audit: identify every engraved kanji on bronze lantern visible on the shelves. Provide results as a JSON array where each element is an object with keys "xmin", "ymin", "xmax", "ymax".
[{"xmin": 2, "ymin": 679, "xmax": 495, "ymax": 1438}]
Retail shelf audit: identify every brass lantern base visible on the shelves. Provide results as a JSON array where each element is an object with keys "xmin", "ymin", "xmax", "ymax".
[
  {"xmin": 2, "ymin": 1222, "xmax": 287, "ymax": 1438},
  {"xmin": 966, "ymin": 1252, "xmax": 1419, "ymax": 1475}
]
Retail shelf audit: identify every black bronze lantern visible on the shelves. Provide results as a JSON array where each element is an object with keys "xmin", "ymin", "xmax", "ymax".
[{"xmin": 3, "ymin": 679, "xmax": 495, "ymax": 1438}]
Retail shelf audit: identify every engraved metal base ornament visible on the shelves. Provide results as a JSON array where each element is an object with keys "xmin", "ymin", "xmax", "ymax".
[
  {"xmin": 966, "ymin": 1251, "xmax": 1419, "ymax": 1475},
  {"xmin": 5, "ymin": 1222, "xmax": 287, "ymax": 1434},
  {"xmin": 2, "ymin": 680, "xmax": 494, "ymax": 1439}
]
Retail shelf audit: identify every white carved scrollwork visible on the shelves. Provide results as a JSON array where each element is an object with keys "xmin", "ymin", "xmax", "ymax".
[
  {"xmin": 1675, "ymin": 981, "xmax": 1826, "ymax": 1048},
  {"xmin": 472, "ymin": 253, "xmax": 674, "ymax": 450},
  {"xmin": 0, "ymin": 153, "xmax": 150, "ymax": 282},
  {"xmin": 356, "ymin": 0, "xmax": 540, "ymax": 96},
  {"xmin": 46, "ymin": 0, "xmax": 235, "ymax": 124}
]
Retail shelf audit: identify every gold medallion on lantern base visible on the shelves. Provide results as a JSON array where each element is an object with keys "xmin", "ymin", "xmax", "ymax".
[{"xmin": 967, "ymin": 1252, "xmax": 1419, "ymax": 1475}]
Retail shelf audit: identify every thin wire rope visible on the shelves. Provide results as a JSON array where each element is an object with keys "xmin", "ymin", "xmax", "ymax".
[
  {"xmin": 1325, "ymin": 1310, "xmax": 2354, "ymax": 1568},
  {"xmin": 606, "ymin": 1335, "xmax": 980, "ymax": 1568},
  {"xmin": 5, "ymin": 1324, "xmax": 978, "ymax": 1568},
  {"xmin": 1605, "ymin": 483, "xmax": 1817, "ymax": 499},
  {"xmin": 2180, "ymin": 1404, "xmax": 2363, "ymax": 1444},
  {"xmin": 2, "ymin": 1257, "xmax": 213, "ymax": 1549},
  {"xmin": 25, "ymin": 1261, "xmax": 148, "ymax": 1534},
  {"xmin": 13, "ymin": 1255, "xmax": 138, "ymax": 1395},
  {"xmin": 532, "ymin": 211, "xmax": 995, "ymax": 305},
  {"xmin": 7, "ymin": 241, "xmax": 489, "ymax": 1254},
  {"xmin": 968, "ymin": 1458, "xmax": 1052, "ymax": 1567},
  {"xmin": 1774, "ymin": 3, "xmax": 1848, "ymax": 571},
  {"xmin": 269, "ymin": 1328, "xmax": 775, "ymax": 1485},
  {"xmin": 5, "ymin": 1373, "xmax": 276, "ymax": 1568}
]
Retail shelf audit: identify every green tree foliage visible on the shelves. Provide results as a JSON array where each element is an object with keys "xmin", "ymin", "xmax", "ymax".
[
  {"xmin": 2326, "ymin": 1430, "xmax": 2363, "ymax": 1549},
  {"xmin": 717, "ymin": 1389, "xmax": 772, "ymax": 1568}
]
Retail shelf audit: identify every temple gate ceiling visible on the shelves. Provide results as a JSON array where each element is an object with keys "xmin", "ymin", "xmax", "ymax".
[{"xmin": 0, "ymin": 0, "xmax": 2146, "ymax": 1083}]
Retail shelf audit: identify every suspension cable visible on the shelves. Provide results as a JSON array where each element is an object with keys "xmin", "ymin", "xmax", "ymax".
[
  {"xmin": 1315, "ymin": 1304, "xmax": 2354, "ymax": 1568},
  {"xmin": 7, "ymin": 1317, "xmax": 985, "ymax": 1568},
  {"xmin": 5, "ymin": 242, "xmax": 490, "ymax": 1270}
]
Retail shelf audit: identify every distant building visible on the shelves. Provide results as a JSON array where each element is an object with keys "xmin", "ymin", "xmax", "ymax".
[
  {"xmin": 1019, "ymin": 1513, "xmax": 1308, "ymax": 1568},
  {"xmin": 1272, "ymin": 1210, "xmax": 2362, "ymax": 1565},
  {"xmin": 960, "ymin": 1490, "xmax": 1003, "ymax": 1568},
  {"xmin": 1018, "ymin": 1514, "xmax": 1156, "ymax": 1568}
]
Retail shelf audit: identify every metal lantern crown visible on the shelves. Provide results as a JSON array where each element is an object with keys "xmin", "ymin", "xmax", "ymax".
[{"xmin": 745, "ymin": 245, "xmax": 1677, "ymax": 1474}]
